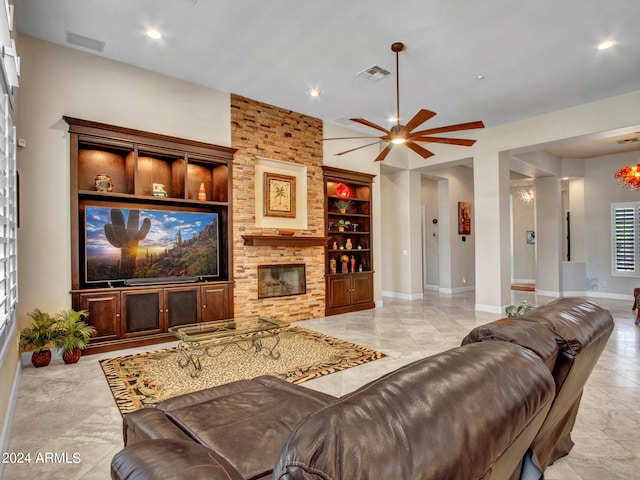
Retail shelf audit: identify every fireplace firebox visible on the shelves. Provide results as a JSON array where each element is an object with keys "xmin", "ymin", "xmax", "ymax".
[{"xmin": 258, "ymin": 264, "xmax": 306, "ymax": 299}]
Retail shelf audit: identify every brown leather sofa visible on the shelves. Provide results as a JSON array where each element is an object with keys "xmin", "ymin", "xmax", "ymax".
[
  {"xmin": 111, "ymin": 297, "xmax": 612, "ymax": 480},
  {"xmin": 462, "ymin": 297, "xmax": 614, "ymax": 476}
]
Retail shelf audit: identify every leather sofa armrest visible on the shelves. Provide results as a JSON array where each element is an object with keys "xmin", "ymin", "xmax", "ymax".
[
  {"xmin": 123, "ymin": 408, "xmax": 194, "ymax": 446},
  {"xmin": 111, "ymin": 439, "xmax": 244, "ymax": 480}
]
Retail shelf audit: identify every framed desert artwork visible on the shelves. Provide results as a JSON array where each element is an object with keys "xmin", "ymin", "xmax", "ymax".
[{"xmin": 264, "ymin": 172, "xmax": 296, "ymax": 218}]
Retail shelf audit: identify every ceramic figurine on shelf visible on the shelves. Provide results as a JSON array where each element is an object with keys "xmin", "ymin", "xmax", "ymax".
[
  {"xmin": 350, "ymin": 256, "xmax": 356, "ymax": 272},
  {"xmin": 330, "ymin": 257, "xmax": 337, "ymax": 274},
  {"xmin": 198, "ymin": 182, "xmax": 206, "ymax": 201},
  {"xmin": 153, "ymin": 183, "xmax": 167, "ymax": 197},
  {"xmin": 345, "ymin": 238, "xmax": 353, "ymax": 250},
  {"xmin": 333, "ymin": 241, "xmax": 338, "ymax": 250},
  {"xmin": 95, "ymin": 174, "xmax": 113, "ymax": 192}
]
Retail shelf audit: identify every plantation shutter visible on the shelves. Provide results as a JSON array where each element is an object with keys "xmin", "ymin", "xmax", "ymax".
[
  {"xmin": 0, "ymin": 93, "xmax": 17, "ymax": 345},
  {"xmin": 612, "ymin": 203, "xmax": 640, "ymax": 275}
]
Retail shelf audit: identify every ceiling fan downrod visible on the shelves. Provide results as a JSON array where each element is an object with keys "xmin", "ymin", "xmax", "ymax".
[{"xmin": 391, "ymin": 42, "xmax": 404, "ymax": 131}]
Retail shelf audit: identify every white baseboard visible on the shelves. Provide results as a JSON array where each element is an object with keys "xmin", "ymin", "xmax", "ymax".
[
  {"xmin": 535, "ymin": 290, "xmax": 561, "ymax": 298},
  {"xmin": 382, "ymin": 291, "xmax": 424, "ymax": 301},
  {"xmin": 375, "ymin": 299, "xmax": 384, "ymax": 308},
  {"xmin": 0, "ymin": 360, "xmax": 21, "ymax": 479},
  {"xmin": 439, "ymin": 285, "xmax": 475, "ymax": 294},
  {"xmin": 587, "ymin": 291, "xmax": 635, "ymax": 301},
  {"xmin": 475, "ymin": 303, "xmax": 505, "ymax": 314},
  {"xmin": 561, "ymin": 290, "xmax": 587, "ymax": 297}
]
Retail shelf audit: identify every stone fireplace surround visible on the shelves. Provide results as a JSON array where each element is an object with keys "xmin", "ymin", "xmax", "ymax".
[{"xmin": 231, "ymin": 94, "xmax": 325, "ymax": 322}]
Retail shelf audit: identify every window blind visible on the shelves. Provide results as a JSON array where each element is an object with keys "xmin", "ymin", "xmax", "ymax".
[{"xmin": 612, "ymin": 203, "xmax": 640, "ymax": 276}]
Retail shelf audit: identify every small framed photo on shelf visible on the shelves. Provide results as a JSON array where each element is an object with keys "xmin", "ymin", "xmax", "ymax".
[{"xmin": 264, "ymin": 172, "xmax": 296, "ymax": 218}]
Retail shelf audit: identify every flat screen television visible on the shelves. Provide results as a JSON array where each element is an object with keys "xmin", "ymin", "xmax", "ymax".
[{"xmin": 84, "ymin": 205, "xmax": 219, "ymax": 285}]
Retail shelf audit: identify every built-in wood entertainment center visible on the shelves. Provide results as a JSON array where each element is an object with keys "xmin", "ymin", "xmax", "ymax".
[{"xmin": 65, "ymin": 117, "xmax": 236, "ymax": 353}]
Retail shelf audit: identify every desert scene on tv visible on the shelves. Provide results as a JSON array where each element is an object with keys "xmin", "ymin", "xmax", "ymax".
[{"xmin": 84, "ymin": 206, "xmax": 219, "ymax": 283}]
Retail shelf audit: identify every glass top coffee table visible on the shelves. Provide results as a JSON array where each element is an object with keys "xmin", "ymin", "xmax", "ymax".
[{"xmin": 168, "ymin": 317, "xmax": 288, "ymax": 378}]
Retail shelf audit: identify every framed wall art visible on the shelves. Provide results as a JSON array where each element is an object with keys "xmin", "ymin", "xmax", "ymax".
[
  {"xmin": 526, "ymin": 230, "xmax": 536, "ymax": 244},
  {"xmin": 458, "ymin": 201, "xmax": 471, "ymax": 235},
  {"xmin": 264, "ymin": 172, "xmax": 296, "ymax": 218}
]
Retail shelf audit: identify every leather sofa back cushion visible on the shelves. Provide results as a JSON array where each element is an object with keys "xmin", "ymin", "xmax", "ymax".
[
  {"xmin": 274, "ymin": 341, "xmax": 555, "ymax": 480},
  {"xmin": 522, "ymin": 298, "xmax": 614, "ymax": 355},
  {"xmin": 461, "ymin": 316, "xmax": 560, "ymax": 372}
]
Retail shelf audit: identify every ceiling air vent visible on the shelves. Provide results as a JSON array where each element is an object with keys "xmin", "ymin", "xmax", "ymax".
[
  {"xmin": 357, "ymin": 64, "xmax": 391, "ymax": 82},
  {"xmin": 66, "ymin": 32, "xmax": 105, "ymax": 52}
]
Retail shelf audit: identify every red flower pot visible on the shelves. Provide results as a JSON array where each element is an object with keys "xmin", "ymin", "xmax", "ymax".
[
  {"xmin": 63, "ymin": 348, "xmax": 82, "ymax": 364},
  {"xmin": 31, "ymin": 350, "xmax": 52, "ymax": 368}
]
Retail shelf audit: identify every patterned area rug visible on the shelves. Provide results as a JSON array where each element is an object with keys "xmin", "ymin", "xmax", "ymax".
[{"xmin": 100, "ymin": 326, "xmax": 386, "ymax": 415}]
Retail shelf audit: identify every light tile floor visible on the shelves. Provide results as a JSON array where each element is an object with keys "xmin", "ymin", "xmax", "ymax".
[{"xmin": 3, "ymin": 291, "xmax": 639, "ymax": 479}]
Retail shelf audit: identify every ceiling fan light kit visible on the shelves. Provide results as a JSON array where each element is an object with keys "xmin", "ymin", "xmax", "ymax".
[{"xmin": 326, "ymin": 42, "xmax": 485, "ymax": 162}]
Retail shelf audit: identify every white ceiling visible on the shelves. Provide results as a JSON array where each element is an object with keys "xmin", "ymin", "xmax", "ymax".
[{"xmin": 13, "ymin": 0, "xmax": 640, "ymax": 159}]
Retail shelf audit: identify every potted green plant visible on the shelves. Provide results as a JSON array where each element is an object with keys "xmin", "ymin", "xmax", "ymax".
[
  {"xmin": 334, "ymin": 199, "xmax": 352, "ymax": 214},
  {"xmin": 54, "ymin": 309, "xmax": 95, "ymax": 364},
  {"xmin": 336, "ymin": 219, "xmax": 351, "ymax": 232},
  {"xmin": 19, "ymin": 309, "xmax": 58, "ymax": 367},
  {"xmin": 505, "ymin": 300, "xmax": 534, "ymax": 318}
]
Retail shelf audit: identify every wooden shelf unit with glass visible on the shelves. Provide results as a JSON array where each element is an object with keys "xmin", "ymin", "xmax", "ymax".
[
  {"xmin": 65, "ymin": 117, "xmax": 236, "ymax": 353},
  {"xmin": 322, "ymin": 166, "xmax": 375, "ymax": 316}
]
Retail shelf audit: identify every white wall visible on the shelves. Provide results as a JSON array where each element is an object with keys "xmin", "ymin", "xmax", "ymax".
[
  {"xmin": 584, "ymin": 150, "xmax": 640, "ymax": 298},
  {"xmin": 406, "ymin": 90, "xmax": 640, "ymax": 310}
]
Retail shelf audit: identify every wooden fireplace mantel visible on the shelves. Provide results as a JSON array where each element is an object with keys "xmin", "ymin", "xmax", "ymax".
[{"xmin": 242, "ymin": 235, "xmax": 328, "ymax": 247}]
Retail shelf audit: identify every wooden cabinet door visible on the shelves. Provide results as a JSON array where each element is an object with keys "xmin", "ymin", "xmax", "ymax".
[
  {"xmin": 77, "ymin": 291, "xmax": 121, "ymax": 341},
  {"xmin": 201, "ymin": 283, "xmax": 232, "ymax": 321},
  {"xmin": 352, "ymin": 273, "xmax": 374, "ymax": 305},
  {"xmin": 165, "ymin": 286, "xmax": 201, "ymax": 327},
  {"xmin": 326, "ymin": 276, "xmax": 352, "ymax": 309},
  {"xmin": 122, "ymin": 289, "xmax": 162, "ymax": 336}
]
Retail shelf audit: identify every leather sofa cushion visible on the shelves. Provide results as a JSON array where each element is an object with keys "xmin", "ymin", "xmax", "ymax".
[
  {"xmin": 111, "ymin": 439, "xmax": 245, "ymax": 480},
  {"xmin": 123, "ymin": 376, "xmax": 336, "ymax": 480},
  {"xmin": 273, "ymin": 341, "xmax": 555, "ymax": 480}
]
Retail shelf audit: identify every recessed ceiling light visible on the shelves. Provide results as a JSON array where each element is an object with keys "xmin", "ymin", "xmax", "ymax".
[
  {"xmin": 598, "ymin": 39, "xmax": 616, "ymax": 50},
  {"xmin": 476, "ymin": 74, "xmax": 485, "ymax": 80},
  {"xmin": 147, "ymin": 28, "xmax": 162, "ymax": 40},
  {"xmin": 309, "ymin": 88, "xmax": 320, "ymax": 97}
]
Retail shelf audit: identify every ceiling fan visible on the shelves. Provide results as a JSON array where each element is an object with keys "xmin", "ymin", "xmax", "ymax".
[{"xmin": 325, "ymin": 42, "xmax": 485, "ymax": 162}]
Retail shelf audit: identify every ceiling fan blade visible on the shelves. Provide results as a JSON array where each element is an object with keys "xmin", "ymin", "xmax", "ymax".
[
  {"xmin": 405, "ymin": 141, "xmax": 435, "ymax": 159},
  {"xmin": 323, "ymin": 136, "xmax": 383, "ymax": 141},
  {"xmin": 374, "ymin": 143, "xmax": 394, "ymax": 162},
  {"xmin": 409, "ymin": 120, "xmax": 485, "ymax": 138},
  {"xmin": 350, "ymin": 118, "xmax": 391, "ymax": 135},
  {"xmin": 399, "ymin": 109, "xmax": 437, "ymax": 136},
  {"xmin": 335, "ymin": 141, "xmax": 382, "ymax": 156},
  {"xmin": 412, "ymin": 136, "xmax": 477, "ymax": 147}
]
